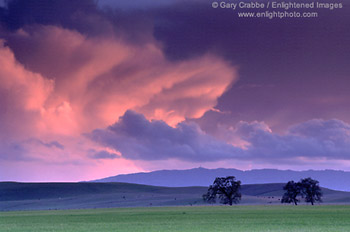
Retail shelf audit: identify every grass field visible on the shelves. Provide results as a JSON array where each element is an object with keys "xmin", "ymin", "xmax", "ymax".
[{"xmin": 1, "ymin": 205, "xmax": 350, "ymax": 232}]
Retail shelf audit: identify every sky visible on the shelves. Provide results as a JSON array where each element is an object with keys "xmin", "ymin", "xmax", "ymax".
[{"xmin": 0, "ymin": 0, "xmax": 349, "ymax": 182}]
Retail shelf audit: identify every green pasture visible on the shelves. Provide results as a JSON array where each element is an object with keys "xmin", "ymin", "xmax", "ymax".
[{"xmin": 1, "ymin": 205, "xmax": 350, "ymax": 232}]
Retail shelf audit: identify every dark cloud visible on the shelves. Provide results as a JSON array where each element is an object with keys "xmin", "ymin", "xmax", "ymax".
[
  {"xmin": 27, "ymin": 139, "xmax": 64, "ymax": 150},
  {"xmin": 88, "ymin": 150, "xmax": 119, "ymax": 160},
  {"xmin": 89, "ymin": 111, "xmax": 350, "ymax": 163},
  {"xmin": 46, "ymin": 141, "xmax": 64, "ymax": 150},
  {"xmin": 150, "ymin": 0, "xmax": 350, "ymax": 130},
  {"xmin": 233, "ymin": 119, "xmax": 350, "ymax": 161},
  {"xmin": 0, "ymin": 0, "xmax": 98, "ymax": 31},
  {"xmin": 289, "ymin": 119, "xmax": 350, "ymax": 141},
  {"xmin": 89, "ymin": 110, "xmax": 242, "ymax": 162},
  {"xmin": 98, "ymin": 0, "xmax": 184, "ymax": 10},
  {"xmin": 0, "ymin": 0, "xmax": 155, "ymax": 42},
  {"xmin": 152, "ymin": 0, "xmax": 350, "ymax": 69}
]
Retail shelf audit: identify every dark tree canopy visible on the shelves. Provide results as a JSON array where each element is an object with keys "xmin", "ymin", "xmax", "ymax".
[
  {"xmin": 281, "ymin": 181, "xmax": 301, "ymax": 205},
  {"xmin": 300, "ymin": 177, "xmax": 323, "ymax": 205},
  {"xmin": 203, "ymin": 176, "xmax": 241, "ymax": 205},
  {"xmin": 281, "ymin": 177, "xmax": 322, "ymax": 205}
]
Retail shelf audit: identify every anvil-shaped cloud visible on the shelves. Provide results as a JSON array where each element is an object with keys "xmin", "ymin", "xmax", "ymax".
[{"xmin": 0, "ymin": 22, "xmax": 236, "ymax": 180}]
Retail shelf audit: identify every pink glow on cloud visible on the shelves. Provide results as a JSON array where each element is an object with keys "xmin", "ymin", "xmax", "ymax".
[
  {"xmin": 0, "ymin": 26, "xmax": 237, "ymax": 181},
  {"xmin": 0, "ymin": 40, "xmax": 53, "ymax": 140},
  {"xmin": 11, "ymin": 26, "xmax": 237, "ymax": 133}
]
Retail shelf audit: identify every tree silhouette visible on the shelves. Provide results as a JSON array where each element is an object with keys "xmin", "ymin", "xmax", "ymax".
[
  {"xmin": 281, "ymin": 181, "xmax": 301, "ymax": 205},
  {"xmin": 281, "ymin": 178, "xmax": 322, "ymax": 205},
  {"xmin": 300, "ymin": 177, "xmax": 322, "ymax": 205},
  {"xmin": 203, "ymin": 176, "xmax": 241, "ymax": 205},
  {"xmin": 202, "ymin": 191, "xmax": 216, "ymax": 204}
]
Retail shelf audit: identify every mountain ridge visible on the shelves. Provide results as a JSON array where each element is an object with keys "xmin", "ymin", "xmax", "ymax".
[{"xmin": 92, "ymin": 167, "xmax": 350, "ymax": 191}]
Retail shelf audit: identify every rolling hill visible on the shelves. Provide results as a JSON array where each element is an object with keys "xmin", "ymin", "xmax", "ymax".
[{"xmin": 1, "ymin": 182, "xmax": 350, "ymax": 211}]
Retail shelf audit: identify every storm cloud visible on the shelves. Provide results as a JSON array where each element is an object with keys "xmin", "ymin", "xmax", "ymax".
[
  {"xmin": 90, "ymin": 111, "xmax": 350, "ymax": 163},
  {"xmin": 90, "ymin": 110, "xmax": 242, "ymax": 162},
  {"xmin": 0, "ymin": 0, "xmax": 349, "ymax": 180},
  {"xmin": 0, "ymin": 0, "xmax": 238, "ymax": 180},
  {"xmin": 150, "ymin": 0, "xmax": 350, "ymax": 132},
  {"xmin": 234, "ymin": 119, "xmax": 350, "ymax": 161}
]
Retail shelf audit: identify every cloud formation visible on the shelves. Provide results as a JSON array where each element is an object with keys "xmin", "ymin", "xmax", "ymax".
[
  {"xmin": 24, "ymin": 139, "xmax": 64, "ymax": 150},
  {"xmin": 227, "ymin": 119, "xmax": 350, "ymax": 162},
  {"xmin": 0, "ymin": 2, "xmax": 237, "ymax": 180},
  {"xmin": 3, "ymin": 25, "xmax": 237, "ymax": 133},
  {"xmin": 90, "ymin": 110, "xmax": 242, "ymax": 161},
  {"xmin": 88, "ymin": 150, "xmax": 120, "ymax": 160},
  {"xmin": 90, "ymin": 112, "xmax": 350, "ymax": 164},
  {"xmin": 151, "ymin": 0, "xmax": 350, "ymax": 132},
  {"xmin": 1, "ymin": 0, "xmax": 349, "ymax": 181},
  {"xmin": 0, "ymin": 40, "xmax": 53, "ymax": 139}
]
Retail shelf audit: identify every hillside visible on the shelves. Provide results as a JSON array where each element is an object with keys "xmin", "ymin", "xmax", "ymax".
[
  {"xmin": 1, "ymin": 182, "xmax": 349, "ymax": 211},
  {"xmin": 92, "ymin": 168, "xmax": 350, "ymax": 191}
]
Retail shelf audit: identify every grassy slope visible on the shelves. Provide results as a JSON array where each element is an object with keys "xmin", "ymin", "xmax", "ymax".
[
  {"xmin": 1, "ymin": 205, "xmax": 350, "ymax": 232},
  {"xmin": 1, "ymin": 182, "xmax": 350, "ymax": 211}
]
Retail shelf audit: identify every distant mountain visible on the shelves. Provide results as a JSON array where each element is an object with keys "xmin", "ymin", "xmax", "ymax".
[{"xmin": 92, "ymin": 168, "xmax": 350, "ymax": 191}]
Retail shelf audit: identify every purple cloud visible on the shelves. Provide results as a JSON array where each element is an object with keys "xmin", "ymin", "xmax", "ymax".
[
  {"xmin": 27, "ymin": 139, "xmax": 65, "ymax": 150},
  {"xmin": 234, "ymin": 119, "xmax": 350, "ymax": 161},
  {"xmin": 90, "ymin": 110, "xmax": 242, "ymax": 162},
  {"xmin": 89, "ymin": 111, "xmax": 350, "ymax": 164},
  {"xmin": 88, "ymin": 150, "xmax": 119, "ymax": 160}
]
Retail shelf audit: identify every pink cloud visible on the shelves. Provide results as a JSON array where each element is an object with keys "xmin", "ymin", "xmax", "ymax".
[
  {"xmin": 0, "ymin": 26, "xmax": 237, "ymax": 181},
  {"xmin": 0, "ymin": 40, "xmax": 53, "ymax": 139},
  {"xmin": 9, "ymin": 26, "xmax": 237, "ymax": 134}
]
